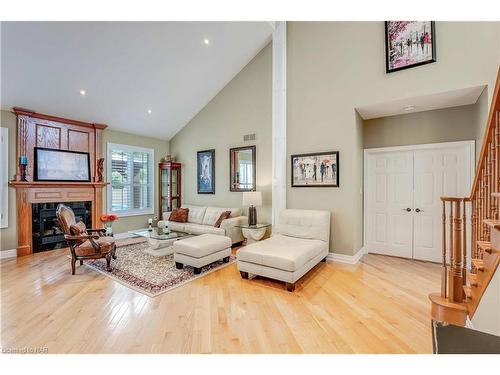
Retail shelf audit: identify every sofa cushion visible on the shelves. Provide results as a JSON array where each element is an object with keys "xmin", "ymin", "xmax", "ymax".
[
  {"xmin": 214, "ymin": 211, "xmax": 231, "ymax": 228},
  {"xmin": 278, "ymin": 209, "xmax": 330, "ymax": 242},
  {"xmin": 166, "ymin": 221, "xmax": 186, "ymax": 232},
  {"xmin": 182, "ymin": 205, "xmax": 207, "ymax": 224},
  {"xmin": 236, "ymin": 234, "xmax": 327, "ymax": 272},
  {"xmin": 202, "ymin": 206, "xmax": 241, "ymax": 226},
  {"xmin": 169, "ymin": 208, "xmax": 189, "ymax": 223},
  {"xmin": 174, "ymin": 234, "xmax": 231, "ymax": 258},
  {"xmin": 183, "ymin": 223, "xmax": 225, "ymax": 236}
]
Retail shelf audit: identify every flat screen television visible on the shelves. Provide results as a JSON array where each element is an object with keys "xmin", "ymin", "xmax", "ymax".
[{"xmin": 34, "ymin": 147, "xmax": 91, "ymax": 182}]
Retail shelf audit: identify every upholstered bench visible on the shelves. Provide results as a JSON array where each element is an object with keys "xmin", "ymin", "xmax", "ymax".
[
  {"xmin": 173, "ymin": 234, "xmax": 232, "ymax": 274},
  {"xmin": 237, "ymin": 209, "xmax": 330, "ymax": 291}
]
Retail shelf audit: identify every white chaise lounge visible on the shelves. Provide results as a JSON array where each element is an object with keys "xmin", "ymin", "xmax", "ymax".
[{"xmin": 236, "ymin": 209, "xmax": 330, "ymax": 291}]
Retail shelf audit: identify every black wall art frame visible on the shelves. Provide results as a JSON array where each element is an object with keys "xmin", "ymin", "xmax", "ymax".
[
  {"xmin": 385, "ymin": 21, "xmax": 436, "ymax": 73},
  {"xmin": 291, "ymin": 151, "xmax": 339, "ymax": 187}
]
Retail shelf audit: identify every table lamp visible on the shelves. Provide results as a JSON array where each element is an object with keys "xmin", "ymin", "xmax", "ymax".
[{"xmin": 242, "ymin": 191, "xmax": 262, "ymax": 226}]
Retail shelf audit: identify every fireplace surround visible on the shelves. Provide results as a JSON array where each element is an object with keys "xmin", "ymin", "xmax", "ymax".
[{"xmin": 8, "ymin": 108, "xmax": 108, "ymax": 256}]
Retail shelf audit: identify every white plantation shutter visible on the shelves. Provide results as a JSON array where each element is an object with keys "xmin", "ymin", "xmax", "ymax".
[{"xmin": 107, "ymin": 143, "xmax": 154, "ymax": 216}]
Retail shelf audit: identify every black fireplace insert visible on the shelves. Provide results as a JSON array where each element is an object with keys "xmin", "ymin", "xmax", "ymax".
[{"xmin": 31, "ymin": 201, "xmax": 92, "ymax": 253}]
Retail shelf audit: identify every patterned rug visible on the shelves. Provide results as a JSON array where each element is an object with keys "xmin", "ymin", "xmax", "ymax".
[{"xmin": 84, "ymin": 241, "xmax": 236, "ymax": 297}]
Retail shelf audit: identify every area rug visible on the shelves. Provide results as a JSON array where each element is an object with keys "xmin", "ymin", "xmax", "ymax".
[{"xmin": 83, "ymin": 241, "xmax": 236, "ymax": 297}]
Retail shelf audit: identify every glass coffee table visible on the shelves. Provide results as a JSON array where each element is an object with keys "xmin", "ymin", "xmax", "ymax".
[{"xmin": 128, "ymin": 228, "xmax": 193, "ymax": 256}]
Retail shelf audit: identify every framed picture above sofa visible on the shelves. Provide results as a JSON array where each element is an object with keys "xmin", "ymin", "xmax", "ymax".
[
  {"xmin": 385, "ymin": 21, "xmax": 436, "ymax": 73},
  {"xmin": 291, "ymin": 151, "xmax": 339, "ymax": 187},
  {"xmin": 197, "ymin": 149, "xmax": 215, "ymax": 194}
]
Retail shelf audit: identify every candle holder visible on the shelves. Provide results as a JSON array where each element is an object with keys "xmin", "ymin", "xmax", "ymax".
[{"xmin": 19, "ymin": 155, "xmax": 28, "ymax": 181}]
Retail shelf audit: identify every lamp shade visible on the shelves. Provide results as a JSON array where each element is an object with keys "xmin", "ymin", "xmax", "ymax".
[{"xmin": 242, "ymin": 191, "xmax": 262, "ymax": 207}]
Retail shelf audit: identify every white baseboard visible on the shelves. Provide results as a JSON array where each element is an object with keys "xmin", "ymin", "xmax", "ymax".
[
  {"xmin": 326, "ymin": 247, "xmax": 366, "ymax": 265},
  {"xmin": 0, "ymin": 248, "xmax": 17, "ymax": 259}
]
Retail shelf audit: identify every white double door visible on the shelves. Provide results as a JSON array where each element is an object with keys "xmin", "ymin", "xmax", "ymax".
[{"xmin": 365, "ymin": 141, "xmax": 474, "ymax": 262}]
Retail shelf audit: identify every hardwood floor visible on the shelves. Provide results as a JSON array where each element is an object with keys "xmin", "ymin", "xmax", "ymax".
[{"xmin": 0, "ymin": 247, "xmax": 440, "ymax": 353}]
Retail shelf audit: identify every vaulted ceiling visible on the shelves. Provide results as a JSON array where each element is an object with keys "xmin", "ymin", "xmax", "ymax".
[{"xmin": 1, "ymin": 22, "xmax": 273, "ymax": 139}]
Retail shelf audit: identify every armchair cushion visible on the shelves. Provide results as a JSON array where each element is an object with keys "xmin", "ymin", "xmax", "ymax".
[
  {"xmin": 75, "ymin": 236, "xmax": 115, "ymax": 257},
  {"xmin": 70, "ymin": 221, "xmax": 87, "ymax": 236}
]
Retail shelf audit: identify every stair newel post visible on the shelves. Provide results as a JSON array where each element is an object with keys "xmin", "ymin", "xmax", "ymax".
[
  {"xmin": 441, "ymin": 199, "xmax": 448, "ymax": 298},
  {"xmin": 462, "ymin": 199, "xmax": 468, "ymax": 285},
  {"xmin": 449, "ymin": 200, "xmax": 464, "ymax": 302}
]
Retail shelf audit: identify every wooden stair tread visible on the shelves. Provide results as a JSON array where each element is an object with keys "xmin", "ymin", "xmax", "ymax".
[
  {"xmin": 477, "ymin": 241, "xmax": 492, "ymax": 251},
  {"xmin": 468, "ymin": 272, "xmax": 478, "ymax": 284},
  {"xmin": 429, "ymin": 293, "xmax": 467, "ymax": 311},
  {"xmin": 492, "ymin": 192, "xmax": 500, "ymax": 198},
  {"xmin": 472, "ymin": 258, "xmax": 485, "ymax": 270},
  {"xmin": 483, "ymin": 219, "xmax": 500, "ymax": 230}
]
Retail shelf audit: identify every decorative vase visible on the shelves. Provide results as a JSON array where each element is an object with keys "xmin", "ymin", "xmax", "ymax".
[{"xmin": 104, "ymin": 221, "xmax": 113, "ymax": 236}]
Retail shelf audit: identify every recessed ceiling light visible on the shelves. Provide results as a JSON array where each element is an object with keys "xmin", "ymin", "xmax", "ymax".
[
  {"xmin": 403, "ymin": 105, "xmax": 416, "ymax": 111},
  {"xmin": 79, "ymin": 89, "xmax": 86, "ymax": 96},
  {"xmin": 203, "ymin": 38, "xmax": 210, "ymax": 45},
  {"xmin": 147, "ymin": 109, "xmax": 152, "ymax": 114}
]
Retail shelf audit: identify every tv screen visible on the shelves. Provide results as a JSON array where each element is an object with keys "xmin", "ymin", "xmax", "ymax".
[{"xmin": 34, "ymin": 147, "xmax": 91, "ymax": 182}]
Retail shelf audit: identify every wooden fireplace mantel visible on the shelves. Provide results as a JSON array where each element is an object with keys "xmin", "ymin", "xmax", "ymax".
[{"xmin": 9, "ymin": 108, "xmax": 108, "ymax": 257}]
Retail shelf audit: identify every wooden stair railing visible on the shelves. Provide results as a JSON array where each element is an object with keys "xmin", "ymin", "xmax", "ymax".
[{"xmin": 430, "ymin": 65, "xmax": 500, "ymax": 326}]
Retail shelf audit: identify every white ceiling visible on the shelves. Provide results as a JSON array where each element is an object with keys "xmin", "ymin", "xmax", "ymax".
[
  {"xmin": 356, "ymin": 85, "xmax": 486, "ymax": 120},
  {"xmin": 1, "ymin": 22, "xmax": 273, "ymax": 140}
]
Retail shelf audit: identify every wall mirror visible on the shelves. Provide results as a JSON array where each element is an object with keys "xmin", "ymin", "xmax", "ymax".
[{"xmin": 230, "ymin": 146, "xmax": 256, "ymax": 192}]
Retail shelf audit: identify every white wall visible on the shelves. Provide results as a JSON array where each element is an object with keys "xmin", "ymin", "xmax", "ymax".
[{"xmin": 472, "ymin": 266, "xmax": 500, "ymax": 336}]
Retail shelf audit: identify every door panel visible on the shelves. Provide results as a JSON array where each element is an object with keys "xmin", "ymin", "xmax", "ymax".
[
  {"xmin": 366, "ymin": 151, "xmax": 413, "ymax": 258},
  {"xmin": 413, "ymin": 145, "xmax": 472, "ymax": 262}
]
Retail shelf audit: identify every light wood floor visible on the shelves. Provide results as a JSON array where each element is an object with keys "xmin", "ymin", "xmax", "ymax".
[{"xmin": 1, "ymin": 247, "xmax": 440, "ymax": 353}]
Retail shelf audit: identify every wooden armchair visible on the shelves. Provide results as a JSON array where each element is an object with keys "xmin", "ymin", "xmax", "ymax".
[{"xmin": 56, "ymin": 204, "xmax": 117, "ymax": 275}]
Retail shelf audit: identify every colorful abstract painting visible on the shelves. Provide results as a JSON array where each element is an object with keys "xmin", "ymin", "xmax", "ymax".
[{"xmin": 385, "ymin": 21, "xmax": 436, "ymax": 73}]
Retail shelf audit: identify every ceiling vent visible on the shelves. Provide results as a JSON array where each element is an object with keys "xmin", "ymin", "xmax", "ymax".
[{"xmin": 243, "ymin": 133, "xmax": 256, "ymax": 142}]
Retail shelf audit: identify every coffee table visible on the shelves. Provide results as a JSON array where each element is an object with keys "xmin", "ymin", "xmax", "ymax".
[{"xmin": 128, "ymin": 228, "xmax": 193, "ymax": 257}]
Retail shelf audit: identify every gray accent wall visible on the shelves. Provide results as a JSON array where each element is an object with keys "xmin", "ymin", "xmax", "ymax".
[{"xmin": 363, "ymin": 100, "xmax": 484, "ymax": 152}]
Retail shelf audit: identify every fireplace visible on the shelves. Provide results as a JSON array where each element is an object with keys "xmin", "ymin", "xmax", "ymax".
[{"xmin": 31, "ymin": 201, "xmax": 92, "ymax": 253}]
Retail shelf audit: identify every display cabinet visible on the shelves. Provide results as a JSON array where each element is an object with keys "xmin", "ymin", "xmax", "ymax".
[{"xmin": 159, "ymin": 162, "xmax": 181, "ymax": 215}]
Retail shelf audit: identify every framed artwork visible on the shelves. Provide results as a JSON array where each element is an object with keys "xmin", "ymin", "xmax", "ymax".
[
  {"xmin": 197, "ymin": 149, "xmax": 215, "ymax": 194},
  {"xmin": 291, "ymin": 151, "xmax": 339, "ymax": 187},
  {"xmin": 385, "ymin": 21, "xmax": 436, "ymax": 73}
]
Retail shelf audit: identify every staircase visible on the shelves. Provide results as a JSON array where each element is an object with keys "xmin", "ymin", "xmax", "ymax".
[{"xmin": 429, "ymin": 66, "xmax": 500, "ymax": 326}]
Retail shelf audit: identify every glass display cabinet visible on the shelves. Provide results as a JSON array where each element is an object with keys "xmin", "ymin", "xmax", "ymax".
[{"xmin": 159, "ymin": 162, "xmax": 182, "ymax": 216}]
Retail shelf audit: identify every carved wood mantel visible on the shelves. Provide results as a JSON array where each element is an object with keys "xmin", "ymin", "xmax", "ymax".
[{"xmin": 8, "ymin": 108, "xmax": 108, "ymax": 257}]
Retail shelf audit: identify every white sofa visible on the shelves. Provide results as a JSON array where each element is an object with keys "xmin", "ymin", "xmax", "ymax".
[
  {"xmin": 157, "ymin": 204, "xmax": 247, "ymax": 245},
  {"xmin": 237, "ymin": 209, "xmax": 330, "ymax": 291}
]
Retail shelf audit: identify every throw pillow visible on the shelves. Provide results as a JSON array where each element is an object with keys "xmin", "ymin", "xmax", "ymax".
[
  {"xmin": 169, "ymin": 208, "xmax": 189, "ymax": 223},
  {"xmin": 70, "ymin": 221, "xmax": 87, "ymax": 236},
  {"xmin": 214, "ymin": 211, "xmax": 231, "ymax": 228}
]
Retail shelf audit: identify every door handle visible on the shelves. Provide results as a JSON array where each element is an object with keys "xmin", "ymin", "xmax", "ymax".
[
  {"xmin": 403, "ymin": 208, "xmax": 412, "ymax": 212},
  {"xmin": 415, "ymin": 208, "xmax": 423, "ymax": 213}
]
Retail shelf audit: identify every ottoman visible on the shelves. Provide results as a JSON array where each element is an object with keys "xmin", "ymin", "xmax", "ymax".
[{"xmin": 173, "ymin": 234, "xmax": 232, "ymax": 274}]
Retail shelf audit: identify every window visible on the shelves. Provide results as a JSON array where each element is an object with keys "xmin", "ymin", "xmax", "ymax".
[{"xmin": 107, "ymin": 143, "xmax": 154, "ymax": 216}]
